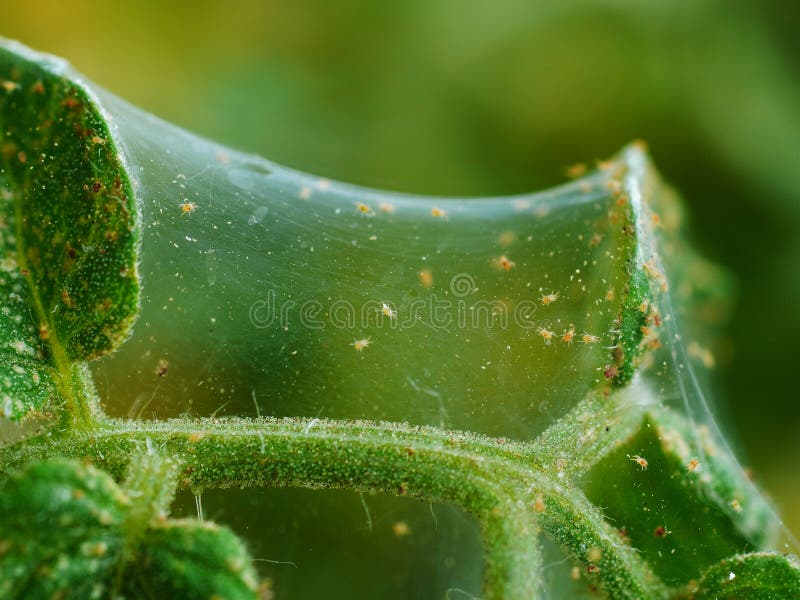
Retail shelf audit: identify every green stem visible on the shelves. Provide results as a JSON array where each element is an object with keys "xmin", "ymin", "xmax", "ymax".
[{"xmin": 0, "ymin": 414, "xmax": 666, "ymax": 599}]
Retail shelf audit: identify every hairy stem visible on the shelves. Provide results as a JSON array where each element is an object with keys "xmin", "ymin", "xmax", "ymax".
[{"xmin": 0, "ymin": 414, "xmax": 665, "ymax": 599}]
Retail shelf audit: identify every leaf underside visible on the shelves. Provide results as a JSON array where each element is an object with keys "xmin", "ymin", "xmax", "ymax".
[
  {"xmin": 690, "ymin": 552, "xmax": 800, "ymax": 599},
  {"xmin": 0, "ymin": 41, "xmax": 139, "ymax": 420}
]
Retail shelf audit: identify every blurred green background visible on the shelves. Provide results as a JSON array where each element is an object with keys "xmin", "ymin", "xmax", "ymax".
[{"xmin": 4, "ymin": 0, "xmax": 798, "ymax": 536}]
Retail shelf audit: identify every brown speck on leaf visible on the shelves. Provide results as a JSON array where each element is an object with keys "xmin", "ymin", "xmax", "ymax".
[
  {"xmin": 397, "ymin": 483, "xmax": 408, "ymax": 495},
  {"xmin": 604, "ymin": 365, "xmax": 618, "ymax": 380},
  {"xmin": 31, "ymin": 80, "xmax": 45, "ymax": 94},
  {"xmin": 612, "ymin": 346, "xmax": 624, "ymax": 364},
  {"xmin": 156, "ymin": 359, "xmax": 169, "ymax": 377},
  {"xmin": 38, "ymin": 324, "xmax": 49, "ymax": 341},
  {"xmin": 62, "ymin": 96, "xmax": 81, "ymax": 109},
  {"xmin": 61, "ymin": 288, "xmax": 75, "ymax": 308},
  {"xmin": 17, "ymin": 151, "xmax": 26, "ymax": 164},
  {"xmin": 565, "ymin": 163, "xmax": 587, "ymax": 179},
  {"xmin": 597, "ymin": 160, "xmax": 615, "ymax": 171}
]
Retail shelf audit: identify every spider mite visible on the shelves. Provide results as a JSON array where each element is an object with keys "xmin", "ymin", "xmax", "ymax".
[
  {"xmin": 355, "ymin": 202, "xmax": 374, "ymax": 216},
  {"xmin": 581, "ymin": 332, "xmax": 600, "ymax": 344},
  {"xmin": 603, "ymin": 365, "xmax": 618, "ymax": 380},
  {"xmin": 431, "ymin": 207, "xmax": 447, "ymax": 219},
  {"xmin": 351, "ymin": 338, "xmax": 371, "ymax": 352},
  {"xmin": 562, "ymin": 327, "xmax": 575, "ymax": 345},
  {"xmin": 381, "ymin": 303, "xmax": 396, "ymax": 319},
  {"xmin": 179, "ymin": 201, "xmax": 197, "ymax": 215},
  {"xmin": 540, "ymin": 292, "xmax": 559, "ymax": 306},
  {"xmin": 497, "ymin": 255, "xmax": 515, "ymax": 271},
  {"xmin": 537, "ymin": 327, "xmax": 555, "ymax": 345},
  {"xmin": 628, "ymin": 454, "xmax": 648, "ymax": 470}
]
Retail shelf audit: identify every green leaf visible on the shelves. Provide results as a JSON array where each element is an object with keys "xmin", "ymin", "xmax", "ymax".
[
  {"xmin": 0, "ymin": 457, "xmax": 260, "ymax": 600},
  {"xmin": 688, "ymin": 552, "xmax": 800, "ymax": 599},
  {"xmin": 126, "ymin": 520, "xmax": 262, "ymax": 600},
  {"xmin": 582, "ymin": 411, "xmax": 776, "ymax": 588},
  {"xmin": 0, "ymin": 39, "xmax": 139, "ymax": 422},
  {"xmin": 0, "ymin": 459, "xmax": 128, "ymax": 599}
]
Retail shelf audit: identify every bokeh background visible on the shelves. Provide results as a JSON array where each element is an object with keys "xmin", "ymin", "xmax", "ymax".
[{"xmin": 4, "ymin": 0, "xmax": 798, "ymax": 536}]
